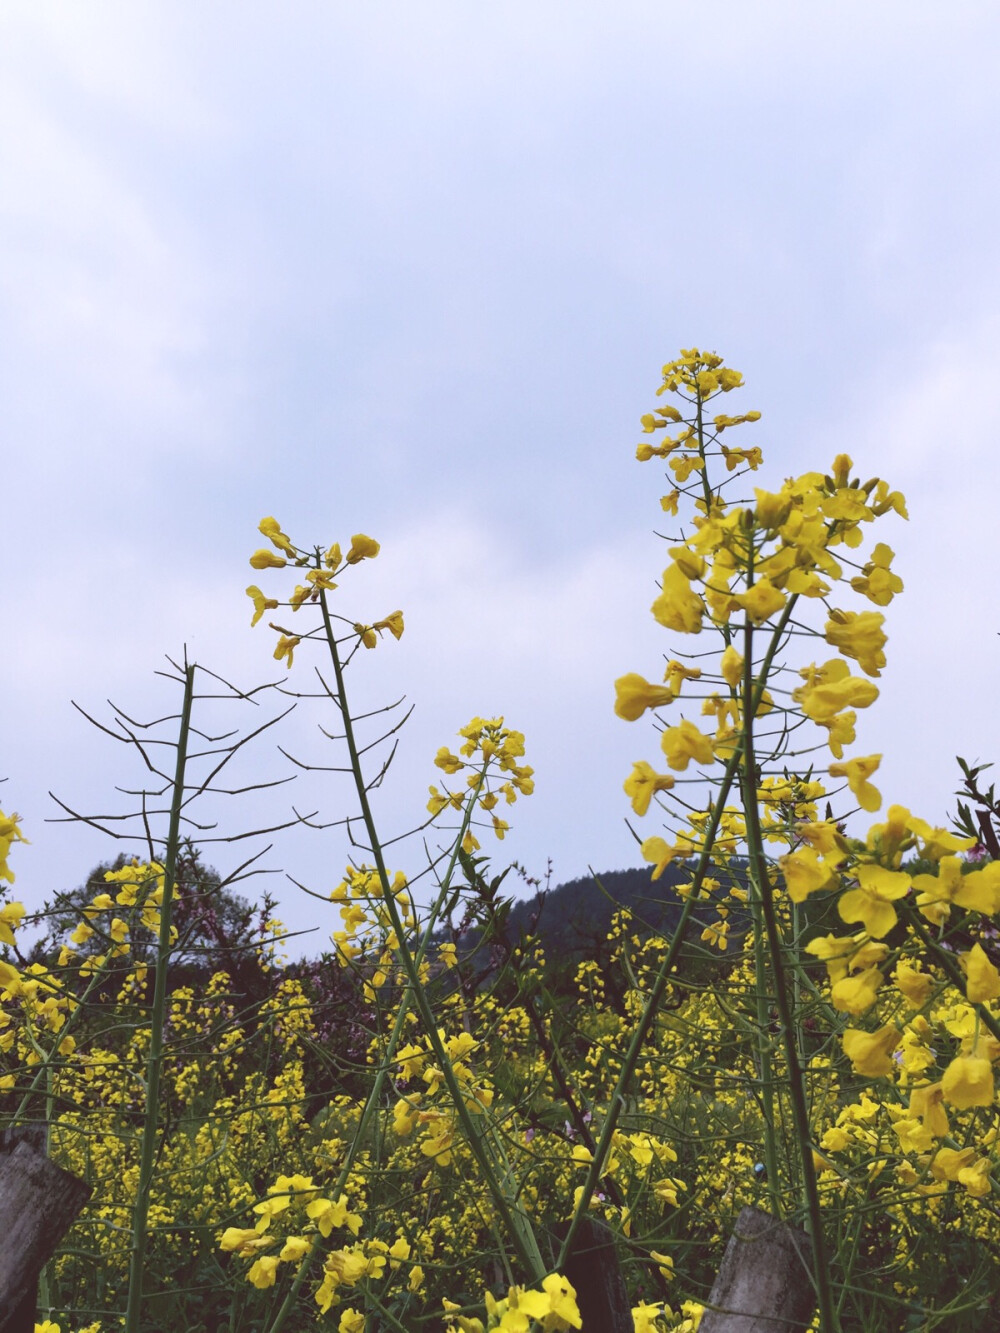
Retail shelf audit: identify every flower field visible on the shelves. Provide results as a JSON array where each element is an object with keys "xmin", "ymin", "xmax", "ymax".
[{"xmin": 3, "ymin": 350, "xmax": 999, "ymax": 1332}]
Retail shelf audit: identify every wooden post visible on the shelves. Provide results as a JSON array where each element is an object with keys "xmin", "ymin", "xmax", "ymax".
[
  {"xmin": 559, "ymin": 1218, "xmax": 633, "ymax": 1332},
  {"xmin": 699, "ymin": 1206, "xmax": 816, "ymax": 1332},
  {"xmin": 0, "ymin": 1128, "xmax": 92, "ymax": 1333}
]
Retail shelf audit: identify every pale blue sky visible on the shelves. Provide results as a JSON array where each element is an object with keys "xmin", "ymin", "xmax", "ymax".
[{"xmin": 5, "ymin": 3, "xmax": 1000, "ymax": 952}]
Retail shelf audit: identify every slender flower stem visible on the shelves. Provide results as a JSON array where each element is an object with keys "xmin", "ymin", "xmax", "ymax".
[
  {"xmin": 124, "ymin": 659, "xmax": 195, "ymax": 1333},
  {"xmin": 316, "ymin": 589, "xmax": 547, "ymax": 1280},
  {"xmin": 557, "ymin": 739, "xmax": 747, "ymax": 1271},
  {"xmin": 747, "ymin": 849, "xmax": 784, "ymax": 1214},
  {"xmin": 739, "ymin": 609, "xmax": 839, "ymax": 1332}
]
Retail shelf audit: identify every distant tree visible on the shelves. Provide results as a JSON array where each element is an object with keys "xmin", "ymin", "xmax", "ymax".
[{"xmin": 27, "ymin": 840, "xmax": 278, "ymax": 1001}]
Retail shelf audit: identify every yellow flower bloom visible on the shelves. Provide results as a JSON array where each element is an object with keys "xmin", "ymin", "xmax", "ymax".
[
  {"xmin": 796, "ymin": 820, "xmax": 850, "ymax": 859},
  {"xmin": 829, "ymin": 754, "xmax": 882, "ymax": 813},
  {"xmin": 868, "ymin": 478, "xmax": 908, "ymax": 518},
  {"xmin": 894, "ymin": 960, "xmax": 934, "ymax": 1008},
  {"xmin": 823, "ymin": 710, "xmax": 857, "ymax": 759},
  {"xmin": 805, "ymin": 933, "xmax": 858, "ymax": 983},
  {"xmin": 909, "ymin": 1082, "xmax": 949, "ymax": 1139},
  {"xmin": 0, "ymin": 902, "xmax": 25, "ymax": 947},
  {"xmin": 373, "ymin": 610, "xmax": 405, "ymax": 640},
  {"xmin": 928, "ymin": 1146, "xmax": 978, "ymax": 1182},
  {"xmin": 438, "ymin": 942, "xmax": 458, "ymax": 970},
  {"xmin": 842, "ymin": 1023, "xmax": 900, "ymax": 1076},
  {"xmin": 665, "ymin": 659, "xmax": 702, "ymax": 694},
  {"xmin": 220, "ymin": 1226, "xmax": 268, "ymax": 1254},
  {"xmin": 651, "ymin": 564, "xmax": 705, "ymax": 634},
  {"xmin": 957, "ymin": 1157, "xmax": 993, "ymax": 1198},
  {"xmin": 279, "ymin": 1235, "xmax": 312, "ymax": 1261},
  {"xmin": 824, "ymin": 610, "xmax": 887, "ymax": 677},
  {"xmin": 246, "ymin": 585, "xmax": 279, "ymax": 627},
  {"xmin": 515, "ymin": 1274, "xmax": 582, "ymax": 1330},
  {"xmin": 623, "ymin": 761, "xmax": 675, "ymax": 816},
  {"xmin": 258, "ymin": 516, "xmax": 296, "ymax": 557},
  {"xmin": 305, "ymin": 1193, "xmax": 363, "ymax": 1237},
  {"xmin": 719, "ymin": 645, "xmax": 743, "ymax": 688},
  {"xmin": 247, "ymin": 1255, "xmax": 281, "ymax": 1288},
  {"xmin": 780, "ymin": 847, "xmax": 838, "ymax": 903},
  {"xmin": 914, "ymin": 856, "xmax": 1000, "ymax": 921},
  {"xmin": 0, "ymin": 812, "xmax": 27, "ymax": 886},
  {"xmin": 963, "ymin": 943, "xmax": 1000, "ymax": 1004},
  {"xmin": 613, "ymin": 673, "xmax": 675, "ymax": 721},
  {"xmin": 641, "ymin": 837, "xmax": 676, "ymax": 881},
  {"xmin": 346, "ymin": 533, "xmax": 380, "ymax": 564},
  {"xmin": 850, "ymin": 542, "xmax": 903, "ymax": 606},
  {"xmin": 832, "ymin": 967, "xmax": 884, "ymax": 1016},
  {"xmin": 434, "ymin": 747, "xmax": 463, "ymax": 773},
  {"xmin": 941, "ymin": 1053, "xmax": 994, "ymax": 1109},
  {"xmin": 793, "ymin": 660, "xmax": 879, "ymax": 723},
  {"xmin": 273, "ymin": 634, "xmax": 301, "ymax": 667},
  {"xmin": 633, "ymin": 1302, "xmax": 668, "ymax": 1333},
  {"xmin": 306, "ymin": 568, "xmax": 338, "ymax": 592},
  {"xmin": 753, "ymin": 487, "xmax": 792, "ymax": 530},
  {"xmin": 388, "ymin": 1237, "xmax": 411, "ymax": 1267},
  {"xmin": 661, "ymin": 719, "xmax": 716, "ymax": 771},
  {"xmin": 820, "ymin": 1126, "xmax": 849, "ymax": 1153},
  {"xmin": 732, "ymin": 576, "xmax": 786, "ymax": 624},
  {"xmin": 249, "ymin": 548, "xmax": 287, "ymax": 570},
  {"xmin": 669, "ymin": 452, "xmax": 705, "ymax": 483},
  {"xmin": 837, "ymin": 863, "xmax": 910, "ymax": 938}
]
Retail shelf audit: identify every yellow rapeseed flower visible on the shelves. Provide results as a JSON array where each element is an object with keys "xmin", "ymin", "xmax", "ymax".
[
  {"xmin": 651, "ymin": 564, "xmax": 705, "ymax": 634},
  {"xmin": 623, "ymin": 761, "xmax": 675, "ymax": 816},
  {"xmin": 838, "ymin": 864, "xmax": 910, "ymax": 938},
  {"xmin": 661, "ymin": 719, "xmax": 716, "ymax": 771},
  {"xmin": 258, "ymin": 516, "xmax": 296, "ymax": 557},
  {"xmin": 842, "ymin": 1023, "xmax": 900, "ymax": 1076},
  {"xmin": 249, "ymin": 548, "xmax": 287, "ymax": 570},
  {"xmin": 346, "ymin": 533, "xmax": 380, "ymax": 564},
  {"xmin": 613, "ymin": 673, "xmax": 675, "ymax": 721},
  {"xmin": 963, "ymin": 943, "xmax": 1000, "ymax": 1004},
  {"xmin": 941, "ymin": 1053, "xmax": 994, "ymax": 1109},
  {"xmin": 829, "ymin": 754, "xmax": 882, "ymax": 813}
]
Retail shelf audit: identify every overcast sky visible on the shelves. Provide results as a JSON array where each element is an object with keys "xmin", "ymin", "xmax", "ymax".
[{"xmin": 4, "ymin": 3, "xmax": 1000, "ymax": 955}]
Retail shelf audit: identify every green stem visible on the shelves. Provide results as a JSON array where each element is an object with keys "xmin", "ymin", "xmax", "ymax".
[
  {"xmin": 263, "ymin": 692, "xmax": 509, "ymax": 1333},
  {"xmin": 317, "ymin": 591, "xmax": 546, "ymax": 1280},
  {"xmin": 556, "ymin": 579, "xmax": 800, "ymax": 1273},
  {"xmin": 556, "ymin": 740, "xmax": 747, "ymax": 1271},
  {"xmin": 747, "ymin": 850, "xmax": 783, "ymax": 1214},
  {"xmin": 739, "ymin": 613, "xmax": 839, "ymax": 1332},
  {"xmin": 124, "ymin": 660, "xmax": 195, "ymax": 1333}
]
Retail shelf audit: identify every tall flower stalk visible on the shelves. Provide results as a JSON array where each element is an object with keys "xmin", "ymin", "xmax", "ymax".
[{"xmin": 615, "ymin": 349, "xmax": 910, "ymax": 1330}]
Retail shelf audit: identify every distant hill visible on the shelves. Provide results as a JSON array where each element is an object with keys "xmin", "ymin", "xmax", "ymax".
[
  {"xmin": 504, "ymin": 863, "xmax": 709, "ymax": 954},
  {"xmin": 467, "ymin": 860, "xmax": 753, "ymax": 989}
]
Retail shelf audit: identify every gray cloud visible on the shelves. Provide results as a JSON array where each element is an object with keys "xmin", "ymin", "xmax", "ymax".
[{"xmin": 4, "ymin": 2, "xmax": 1000, "ymax": 950}]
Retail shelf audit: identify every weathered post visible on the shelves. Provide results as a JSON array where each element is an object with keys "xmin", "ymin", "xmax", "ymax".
[
  {"xmin": 699, "ymin": 1206, "xmax": 816, "ymax": 1332},
  {"xmin": 560, "ymin": 1217, "xmax": 633, "ymax": 1332},
  {"xmin": 0, "ymin": 1127, "xmax": 92, "ymax": 1333}
]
